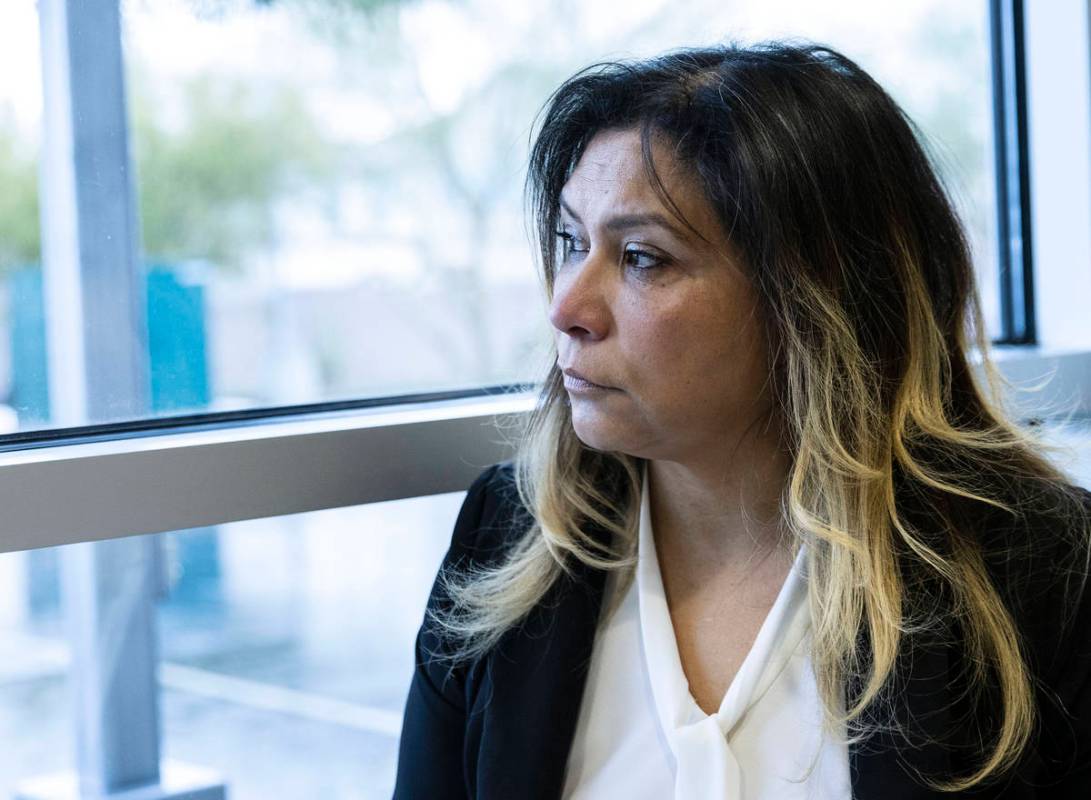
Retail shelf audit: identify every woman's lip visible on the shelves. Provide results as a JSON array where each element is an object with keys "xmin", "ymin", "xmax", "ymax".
[{"xmin": 561, "ymin": 368, "xmax": 614, "ymax": 392}]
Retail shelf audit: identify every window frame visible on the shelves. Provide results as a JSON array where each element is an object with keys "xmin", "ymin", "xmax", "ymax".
[
  {"xmin": 990, "ymin": 0, "xmax": 1036, "ymax": 345},
  {"xmin": 0, "ymin": 391, "xmax": 533, "ymax": 556}
]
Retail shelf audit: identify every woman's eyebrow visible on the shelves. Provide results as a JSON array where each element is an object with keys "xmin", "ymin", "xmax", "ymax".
[{"xmin": 559, "ymin": 196, "xmax": 693, "ymax": 242}]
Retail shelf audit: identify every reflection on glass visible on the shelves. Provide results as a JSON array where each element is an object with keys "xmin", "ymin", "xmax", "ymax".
[{"xmin": 0, "ymin": 489, "xmax": 463, "ymax": 799}]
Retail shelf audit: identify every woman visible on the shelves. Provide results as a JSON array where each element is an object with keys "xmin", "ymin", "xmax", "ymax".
[{"xmin": 393, "ymin": 42, "xmax": 1091, "ymax": 799}]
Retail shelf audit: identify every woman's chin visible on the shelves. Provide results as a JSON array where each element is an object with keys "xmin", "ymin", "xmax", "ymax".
[{"xmin": 570, "ymin": 416, "xmax": 627, "ymax": 454}]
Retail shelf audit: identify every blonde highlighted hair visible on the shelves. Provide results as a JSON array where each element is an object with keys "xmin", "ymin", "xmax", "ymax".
[{"xmin": 430, "ymin": 42, "xmax": 1091, "ymax": 791}]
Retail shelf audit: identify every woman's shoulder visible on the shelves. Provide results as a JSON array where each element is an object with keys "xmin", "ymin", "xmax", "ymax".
[
  {"xmin": 445, "ymin": 460, "xmax": 533, "ymax": 568},
  {"xmin": 1004, "ymin": 483, "xmax": 1091, "ymax": 787},
  {"xmin": 984, "ymin": 483, "xmax": 1091, "ymax": 680},
  {"xmin": 414, "ymin": 462, "xmax": 530, "ymax": 673}
]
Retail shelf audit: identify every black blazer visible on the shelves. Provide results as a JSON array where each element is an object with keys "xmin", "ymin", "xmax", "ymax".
[{"xmin": 393, "ymin": 461, "xmax": 1091, "ymax": 799}]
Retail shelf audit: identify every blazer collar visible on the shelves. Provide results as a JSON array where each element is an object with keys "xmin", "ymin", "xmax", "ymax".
[{"xmin": 468, "ymin": 548, "xmax": 609, "ymax": 799}]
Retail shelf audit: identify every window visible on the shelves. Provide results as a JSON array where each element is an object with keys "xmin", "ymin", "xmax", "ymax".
[
  {"xmin": 0, "ymin": 493, "xmax": 461, "ymax": 798},
  {"xmin": 5, "ymin": 0, "xmax": 999, "ymax": 434}
]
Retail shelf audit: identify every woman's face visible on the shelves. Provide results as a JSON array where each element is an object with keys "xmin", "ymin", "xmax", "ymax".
[{"xmin": 549, "ymin": 127, "xmax": 775, "ymax": 464}]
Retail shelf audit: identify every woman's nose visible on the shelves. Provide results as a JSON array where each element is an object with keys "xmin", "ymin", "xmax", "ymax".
[{"xmin": 548, "ymin": 256, "xmax": 610, "ymax": 340}]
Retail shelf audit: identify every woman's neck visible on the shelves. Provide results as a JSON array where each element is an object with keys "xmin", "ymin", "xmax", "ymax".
[{"xmin": 645, "ymin": 422, "xmax": 793, "ymax": 569}]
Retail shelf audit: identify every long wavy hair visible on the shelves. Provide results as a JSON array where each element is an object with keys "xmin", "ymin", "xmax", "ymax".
[{"xmin": 431, "ymin": 42, "xmax": 1091, "ymax": 791}]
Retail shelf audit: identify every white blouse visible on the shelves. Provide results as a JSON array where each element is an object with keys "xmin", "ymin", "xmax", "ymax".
[{"xmin": 560, "ymin": 466, "xmax": 851, "ymax": 799}]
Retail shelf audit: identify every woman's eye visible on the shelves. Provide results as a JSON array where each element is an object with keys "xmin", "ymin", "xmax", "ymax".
[
  {"xmin": 552, "ymin": 231, "xmax": 666, "ymax": 274},
  {"xmin": 554, "ymin": 230, "xmax": 588, "ymax": 260},
  {"xmin": 622, "ymin": 246, "xmax": 664, "ymax": 271}
]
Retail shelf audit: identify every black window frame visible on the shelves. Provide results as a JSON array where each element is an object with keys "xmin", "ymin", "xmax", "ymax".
[{"xmin": 990, "ymin": 0, "xmax": 1037, "ymax": 345}]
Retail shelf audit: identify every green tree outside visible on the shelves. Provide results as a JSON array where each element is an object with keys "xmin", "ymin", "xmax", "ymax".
[{"xmin": 0, "ymin": 72, "xmax": 335, "ymax": 275}]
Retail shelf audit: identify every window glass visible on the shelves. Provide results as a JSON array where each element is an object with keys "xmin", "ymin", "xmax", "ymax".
[
  {"xmin": 0, "ymin": 489, "xmax": 462, "ymax": 799},
  {"xmin": 9, "ymin": 0, "xmax": 997, "ymax": 427},
  {"xmin": 0, "ymin": 2, "xmax": 43, "ymax": 434}
]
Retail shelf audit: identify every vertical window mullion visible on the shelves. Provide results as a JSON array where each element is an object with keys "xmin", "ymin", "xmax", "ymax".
[
  {"xmin": 34, "ymin": 1, "xmax": 224, "ymax": 798},
  {"xmin": 989, "ymin": 0, "xmax": 1036, "ymax": 345}
]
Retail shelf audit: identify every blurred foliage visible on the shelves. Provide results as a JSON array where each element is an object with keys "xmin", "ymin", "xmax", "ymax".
[
  {"xmin": 0, "ymin": 0, "xmax": 990, "ymax": 287},
  {"xmin": 0, "ymin": 111, "xmax": 40, "ymax": 270},
  {"xmin": 182, "ymin": 0, "xmax": 412, "ymax": 14},
  {"xmin": 253, "ymin": 0, "xmax": 406, "ymax": 11},
  {"xmin": 0, "ymin": 75, "xmax": 335, "ymax": 274},
  {"xmin": 131, "ymin": 74, "xmax": 335, "ymax": 271},
  {"xmin": 184, "ymin": 0, "xmax": 431, "ymax": 41}
]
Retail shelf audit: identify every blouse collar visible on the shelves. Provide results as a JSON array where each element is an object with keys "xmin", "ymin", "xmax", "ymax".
[{"xmin": 635, "ymin": 461, "xmax": 812, "ymax": 795}]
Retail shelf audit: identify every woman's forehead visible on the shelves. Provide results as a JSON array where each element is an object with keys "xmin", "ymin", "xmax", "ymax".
[{"xmin": 560, "ymin": 128, "xmax": 724, "ymax": 245}]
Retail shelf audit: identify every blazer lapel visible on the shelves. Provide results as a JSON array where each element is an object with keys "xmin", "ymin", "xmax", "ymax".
[{"xmin": 467, "ymin": 545, "xmax": 609, "ymax": 800}]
